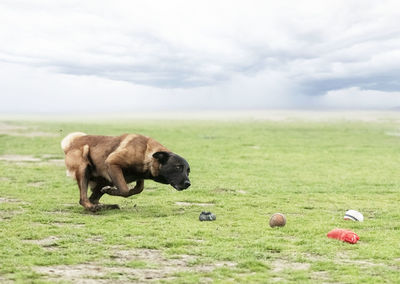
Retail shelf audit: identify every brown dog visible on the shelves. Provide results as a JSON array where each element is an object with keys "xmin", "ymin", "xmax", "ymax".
[{"xmin": 61, "ymin": 132, "xmax": 191, "ymax": 211}]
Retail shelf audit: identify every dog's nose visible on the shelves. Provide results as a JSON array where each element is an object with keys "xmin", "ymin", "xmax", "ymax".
[{"xmin": 183, "ymin": 180, "xmax": 191, "ymax": 189}]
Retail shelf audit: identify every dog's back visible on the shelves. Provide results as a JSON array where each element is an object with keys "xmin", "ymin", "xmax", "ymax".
[
  {"xmin": 61, "ymin": 133, "xmax": 152, "ymax": 181},
  {"xmin": 61, "ymin": 132, "xmax": 87, "ymax": 153}
]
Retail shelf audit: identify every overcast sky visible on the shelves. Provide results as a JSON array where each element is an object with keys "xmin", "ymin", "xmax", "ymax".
[{"xmin": 1, "ymin": 0, "xmax": 400, "ymax": 113}]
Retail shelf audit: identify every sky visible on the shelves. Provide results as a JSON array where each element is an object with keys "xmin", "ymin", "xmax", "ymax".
[{"xmin": 1, "ymin": 0, "xmax": 400, "ymax": 113}]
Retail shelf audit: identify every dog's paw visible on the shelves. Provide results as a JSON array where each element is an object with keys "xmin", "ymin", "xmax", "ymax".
[
  {"xmin": 87, "ymin": 204, "xmax": 102, "ymax": 212},
  {"xmin": 87, "ymin": 203, "xmax": 120, "ymax": 212},
  {"xmin": 101, "ymin": 185, "xmax": 118, "ymax": 194}
]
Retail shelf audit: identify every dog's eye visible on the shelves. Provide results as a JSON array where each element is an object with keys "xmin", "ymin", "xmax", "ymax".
[
  {"xmin": 176, "ymin": 165, "xmax": 183, "ymax": 171},
  {"xmin": 187, "ymin": 168, "xmax": 190, "ymax": 174}
]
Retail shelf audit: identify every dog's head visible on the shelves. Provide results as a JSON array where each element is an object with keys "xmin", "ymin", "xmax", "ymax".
[{"xmin": 153, "ymin": 151, "xmax": 191, "ymax": 190}]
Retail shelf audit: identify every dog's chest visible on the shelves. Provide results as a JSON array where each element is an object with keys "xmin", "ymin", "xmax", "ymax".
[{"xmin": 122, "ymin": 166, "xmax": 150, "ymax": 182}]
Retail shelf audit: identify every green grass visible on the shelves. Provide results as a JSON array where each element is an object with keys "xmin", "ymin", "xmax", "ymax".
[{"xmin": 1, "ymin": 117, "xmax": 400, "ymax": 283}]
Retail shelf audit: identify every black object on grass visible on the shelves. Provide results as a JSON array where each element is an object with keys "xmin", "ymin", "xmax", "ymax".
[{"xmin": 199, "ymin": 211, "xmax": 216, "ymax": 221}]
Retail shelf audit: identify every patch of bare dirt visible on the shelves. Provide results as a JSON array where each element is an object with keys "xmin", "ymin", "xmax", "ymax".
[
  {"xmin": 28, "ymin": 181, "xmax": 46, "ymax": 188},
  {"xmin": 271, "ymin": 259, "xmax": 310, "ymax": 273},
  {"xmin": 13, "ymin": 131, "xmax": 58, "ymax": 137},
  {"xmin": 88, "ymin": 236, "xmax": 103, "ymax": 243},
  {"xmin": 0, "ymin": 198, "xmax": 27, "ymax": 221},
  {"xmin": 385, "ymin": 131, "xmax": 400, "ymax": 137},
  {"xmin": 311, "ymin": 271, "xmax": 331, "ymax": 282},
  {"xmin": 0, "ymin": 122, "xmax": 57, "ymax": 137},
  {"xmin": 249, "ymin": 145, "xmax": 260, "ymax": 149},
  {"xmin": 0, "ymin": 276, "xmax": 13, "ymax": 284},
  {"xmin": 271, "ymin": 277, "xmax": 285, "ymax": 282},
  {"xmin": 41, "ymin": 154, "xmax": 65, "ymax": 166},
  {"xmin": 35, "ymin": 264, "xmax": 146, "ymax": 283},
  {"xmin": 0, "ymin": 210, "xmax": 24, "ymax": 221},
  {"xmin": 111, "ymin": 247, "xmax": 235, "ymax": 272},
  {"xmin": 52, "ymin": 222, "xmax": 85, "ymax": 229},
  {"xmin": 0, "ymin": 154, "xmax": 65, "ymax": 167},
  {"xmin": 340, "ymin": 259, "xmax": 385, "ymax": 268},
  {"xmin": 335, "ymin": 252, "xmax": 385, "ymax": 268},
  {"xmin": 0, "ymin": 155, "xmax": 41, "ymax": 162},
  {"xmin": 303, "ymin": 252, "xmax": 325, "ymax": 262},
  {"xmin": 62, "ymin": 110, "xmax": 400, "ymax": 122},
  {"xmin": 175, "ymin": 202, "xmax": 214, "ymax": 207},
  {"xmin": 35, "ymin": 248, "xmax": 236, "ymax": 283},
  {"xmin": 0, "ymin": 123, "xmax": 26, "ymax": 131},
  {"xmin": 44, "ymin": 159, "xmax": 65, "ymax": 166},
  {"xmin": 0, "ymin": 197, "xmax": 21, "ymax": 203},
  {"xmin": 213, "ymin": 188, "xmax": 246, "ymax": 194},
  {"xmin": 0, "ymin": 197, "xmax": 25, "ymax": 220},
  {"xmin": 23, "ymin": 236, "xmax": 60, "ymax": 251}
]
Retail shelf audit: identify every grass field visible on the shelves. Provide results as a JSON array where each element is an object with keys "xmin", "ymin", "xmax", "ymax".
[{"xmin": 1, "ymin": 112, "xmax": 400, "ymax": 283}]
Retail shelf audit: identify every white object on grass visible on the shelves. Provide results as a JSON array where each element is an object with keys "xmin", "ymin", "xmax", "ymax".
[{"xmin": 344, "ymin": 210, "xmax": 364, "ymax": 222}]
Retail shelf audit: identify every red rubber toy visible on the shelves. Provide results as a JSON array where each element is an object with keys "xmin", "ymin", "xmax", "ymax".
[{"xmin": 327, "ymin": 229, "xmax": 359, "ymax": 244}]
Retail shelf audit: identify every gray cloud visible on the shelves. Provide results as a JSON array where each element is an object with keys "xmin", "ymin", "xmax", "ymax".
[{"xmin": 1, "ymin": 0, "xmax": 400, "ymax": 112}]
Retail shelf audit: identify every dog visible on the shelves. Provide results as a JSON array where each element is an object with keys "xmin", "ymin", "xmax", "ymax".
[{"xmin": 61, "ymin": 132, "xmax": 191, "ymax": 211}]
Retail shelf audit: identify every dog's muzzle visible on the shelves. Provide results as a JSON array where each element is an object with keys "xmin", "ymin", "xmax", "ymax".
[{"xmin": 173, "ymin": 180, "xmax": 191, "ymax": 191}]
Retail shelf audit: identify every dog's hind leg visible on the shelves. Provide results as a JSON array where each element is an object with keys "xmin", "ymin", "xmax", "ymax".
[
  {"xmin": 76, "ymin": 165, "xmax": 96, "ymax": 211},
  {"xmin": 66, "ymin": 145, "xmax": 99, "ymax": 212}
]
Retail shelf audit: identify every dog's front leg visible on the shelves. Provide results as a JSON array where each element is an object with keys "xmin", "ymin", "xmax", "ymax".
[
  {"xmin": 89, "ymin": 181, "xmax": 120, "ymax": 210},
  {"xmin": 102, "ymin": 163, "xmax": 130, "ymax": 196},
  {"xmin": 75, "ymin": 165, "xmax": 106, "ymax": 212},
  {"xmin": 102, "ymin": 179, "xmax": 144, "ymax": 197},
  {"xmin": 128, "ymin": 179, "xmax": 144, "ymax": 195},
  {"xmin": 102, "ymin": 162, "xmax": 144, "ymax": 197}
]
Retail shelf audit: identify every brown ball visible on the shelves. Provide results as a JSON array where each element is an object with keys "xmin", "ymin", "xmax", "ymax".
[{"xmin": 269, "ymin": 213, "xmax": 286, "ymax": 227}]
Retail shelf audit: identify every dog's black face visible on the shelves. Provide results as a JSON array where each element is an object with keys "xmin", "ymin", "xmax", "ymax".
[{"xmin": 153, "ymin": 152, "xmax": 191, "ymax": 191}]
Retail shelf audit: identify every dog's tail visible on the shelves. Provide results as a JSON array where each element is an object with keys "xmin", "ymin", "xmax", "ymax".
[{"xmin": 61, "ymin": 132, "xmax": 87, "ymax": 153}]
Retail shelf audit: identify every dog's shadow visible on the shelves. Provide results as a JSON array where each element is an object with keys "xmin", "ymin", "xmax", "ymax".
[{"xmin": 79, "ymin": 203, "xmax": 181, "ymax": 218}]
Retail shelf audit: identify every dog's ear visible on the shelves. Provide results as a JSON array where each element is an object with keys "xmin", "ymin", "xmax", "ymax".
[{"xmin": 153, "ymin": 151, "xmax": 171, "ymax": 164}]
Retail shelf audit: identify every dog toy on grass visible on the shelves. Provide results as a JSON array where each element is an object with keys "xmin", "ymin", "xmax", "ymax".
[
  {"xmin": 327, "ymin": 229, "xmax": 359, "ymax": 244},
  {"xmin": 269, "ymin": 213, "xmax": 286, "ymax": 228},
  {"xmin": 344, "ymin": 209, "xmax": 364, "ymax": 222},
  {"xmin": 199, "ymin": 211, "xmax": 216, "ymax": 221}
]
